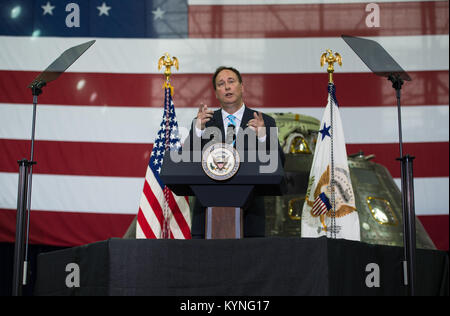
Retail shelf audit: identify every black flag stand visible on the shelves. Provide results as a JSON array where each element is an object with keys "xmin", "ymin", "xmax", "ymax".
[
  {"xmin": 342, "ymin": 35, "xmax": 416, "ymax": 296},
  {"xmin": 12, "ymin": 40, "xmax": 96, "ymax": 296}
]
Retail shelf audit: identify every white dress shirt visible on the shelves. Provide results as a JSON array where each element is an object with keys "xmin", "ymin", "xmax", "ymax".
[{"xmin": 195, "ymin": 103, "xmax": 266, "ymax": 142}]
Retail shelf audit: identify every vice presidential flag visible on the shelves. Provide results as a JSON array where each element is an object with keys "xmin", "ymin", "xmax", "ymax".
[
  {"xmin": 136, "ymin": 87, "xmax": 191, "ymax": 239},
  {"xmin": 301, "ymin": 83, "xmax": 361, "ymax": 241}
]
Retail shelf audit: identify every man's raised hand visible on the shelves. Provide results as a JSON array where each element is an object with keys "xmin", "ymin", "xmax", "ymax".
[{"xmin": 195, "ymin": 102, "xmax": 214, "ymax": 130}]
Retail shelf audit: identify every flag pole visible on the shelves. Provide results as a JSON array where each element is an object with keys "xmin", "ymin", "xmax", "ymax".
[
  {"xmin": 157, "ymin": 53, "xmax": 179, "ymax": 239},
  {"xmin": 320, "ymin": 49, "xmax": 342, "ymax": 238}
]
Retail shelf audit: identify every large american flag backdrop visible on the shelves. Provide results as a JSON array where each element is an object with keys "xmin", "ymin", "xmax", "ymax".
[{"xmin": 0, "ymin": 0, "xmax": 448, "ymax": 249}]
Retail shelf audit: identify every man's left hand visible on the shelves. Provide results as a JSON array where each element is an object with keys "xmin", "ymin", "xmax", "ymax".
[{"xmin": 247, "ymin": 111, "xmax": 266, "ymax": 138}]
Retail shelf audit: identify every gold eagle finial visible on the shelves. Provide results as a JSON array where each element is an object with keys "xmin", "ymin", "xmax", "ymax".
[
  {"xmin": 158, "ymin": 53, "xmax": 179, "ymax": 92},
  {"xmin": 320, "ymin": 49, "xmax": 342, "ymax": 84}
]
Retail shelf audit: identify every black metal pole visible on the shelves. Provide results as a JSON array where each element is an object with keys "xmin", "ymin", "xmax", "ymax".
[
  {"xmin": 12, "ymin": 160, "xmax": 30, "ymax": 296},
  {"xmin": 22, "ymin": 89, "xmax": 41, "ymax": 288},
  {"xmin": 12, "ymin": 85, "xmax": 42, "ymax": 296},
  {"xmin": 402, "ymin": 155, "xmax": 416, "ymax": 295},
  {"xmin": 389, "ymin": 74, "xmax": 416, "ymax": 296}
]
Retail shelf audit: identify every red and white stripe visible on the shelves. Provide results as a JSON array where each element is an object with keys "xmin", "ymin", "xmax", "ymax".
[
  {"xmin": 311, "ymin": 197, "xmax": 328, "ymax": 217},
  {"xmin": 136, "ymin": 168, "xmax": 191, "ymax": 240},
  {"xmin": 0, "ymin": 0, "xmax": 448, "ymax": 249}
]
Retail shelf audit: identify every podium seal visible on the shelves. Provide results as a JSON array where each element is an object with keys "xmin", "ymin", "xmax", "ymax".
[{"xmin": 202, "ymin": 143, "xmax": 240, "ymax": 180}]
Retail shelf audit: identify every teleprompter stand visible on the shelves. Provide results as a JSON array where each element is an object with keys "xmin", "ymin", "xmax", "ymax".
[
  {"xmin": 160, "ymin": 151, "xmax": 285, "ymax": 239},
  {"xmin": 12, "ymin": 40, "xmax": 95, "ymax": 296},
  {"xmin": 342, "ymin": 35, "xmax": 416, "ymax": 296}
]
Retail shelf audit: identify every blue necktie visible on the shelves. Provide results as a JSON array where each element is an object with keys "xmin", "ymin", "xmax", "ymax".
[
  {"xmin": 226, "ymin": 114, "xmax": 237, "ymax": 146},
  {"xmin": 227, "ymin": 114, "xmax": 237, "ymax": 127}
]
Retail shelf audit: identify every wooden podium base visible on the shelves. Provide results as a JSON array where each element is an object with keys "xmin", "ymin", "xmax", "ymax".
[{"xmin": 205, "ymin": 207, "xmax": 243, "ymax": 239}]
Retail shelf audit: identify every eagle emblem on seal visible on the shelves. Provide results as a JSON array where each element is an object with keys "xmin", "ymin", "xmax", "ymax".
[{"xmin": 202, "ymin": 143, "xmax": 240, "ymax": 181}]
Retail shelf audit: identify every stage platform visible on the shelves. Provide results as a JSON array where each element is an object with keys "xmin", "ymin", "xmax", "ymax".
[{"xmin": 34, "ymin": 237, "xmax": 448, "ymax": 296}]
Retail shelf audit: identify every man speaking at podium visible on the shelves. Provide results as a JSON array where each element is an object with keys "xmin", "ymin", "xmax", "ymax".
[{"xmin": 187, "ymin": 66, "xmax": 285, "ymax": 239}]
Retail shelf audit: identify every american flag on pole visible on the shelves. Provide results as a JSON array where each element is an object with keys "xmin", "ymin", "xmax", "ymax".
[
  {"xmin": 136, "ymin": 87, "xmax": 191, "ymax": 239},
  {"xmin": 0, "ymin": 0, "xmax": 448, "ymax": 249}
]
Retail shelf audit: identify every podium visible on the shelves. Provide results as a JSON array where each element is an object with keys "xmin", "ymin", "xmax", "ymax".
[{"xmin": 160, "ymin": 150, "xmax": 285, "ymax": 239}]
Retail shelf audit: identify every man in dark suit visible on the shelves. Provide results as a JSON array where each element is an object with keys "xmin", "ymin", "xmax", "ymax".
[{"xmin": 187, "ymin": 66, "xmax": 284, "ymax": 238}]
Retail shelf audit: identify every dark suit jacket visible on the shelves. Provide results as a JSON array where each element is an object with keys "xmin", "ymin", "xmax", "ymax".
[{"xmin": 186, "ymin": 106, "xmax": 285, "ymax": 238}]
